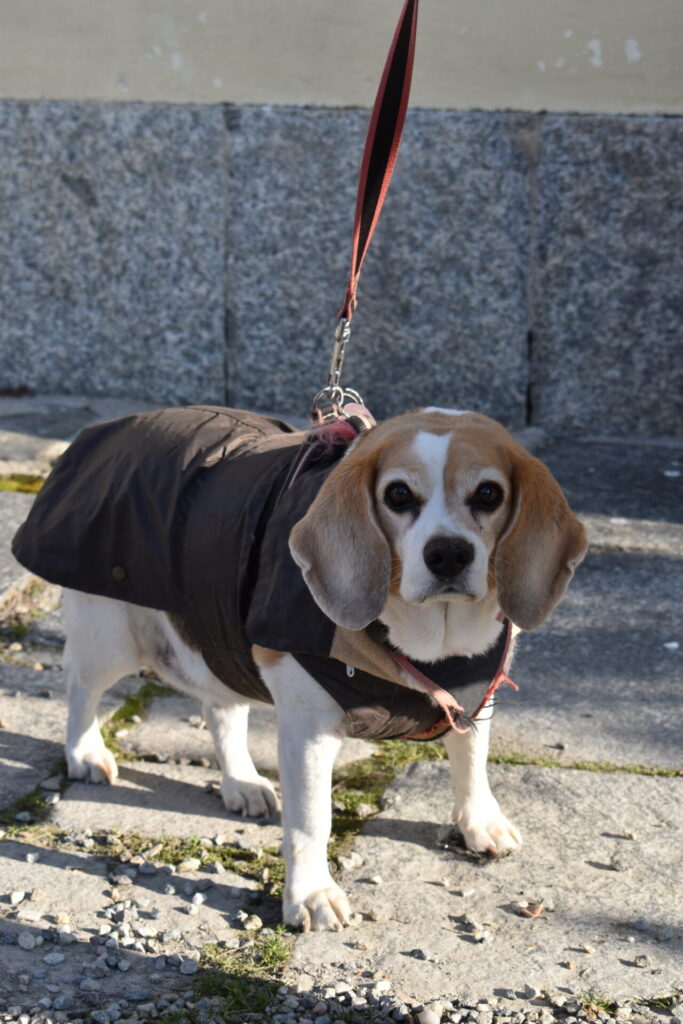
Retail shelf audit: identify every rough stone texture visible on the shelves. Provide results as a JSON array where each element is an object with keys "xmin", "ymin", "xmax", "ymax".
[
  {"xmin": 291, "ymin": 761, "xmax": 683, "ymax": 1004},
  {"xmin": 533, "ymin": 114, "xmax": 683, "ymax": 436},
  {"xmin": 1, "ymin": 101, "xmax": 682, "ymax": 436},
  {"xmin": 0, "ymin": 838, "xmax": 263, "ymax": 1012},
  {"xmin": 0, "ymin": 101, "xmax": 227, "ymax": 404},
  {"xmin": 227, "ymin": 107, "xmax": 530, "ymax": 428}
]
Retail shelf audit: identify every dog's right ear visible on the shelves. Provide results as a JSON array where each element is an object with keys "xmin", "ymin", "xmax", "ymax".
[{"xmin": 289, "ymin": 454, "xmax": 392, "ymax": 630}]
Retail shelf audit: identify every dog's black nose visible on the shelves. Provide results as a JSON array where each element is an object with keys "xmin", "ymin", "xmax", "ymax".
[{"xmin": 423, "ymin": 536, "xmax": 475, "ymax": 579}]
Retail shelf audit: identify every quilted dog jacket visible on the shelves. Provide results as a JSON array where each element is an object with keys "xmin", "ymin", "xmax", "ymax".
[{"xmin": 12, "ymin": 406, "xmax": 511, "ymax": 740}]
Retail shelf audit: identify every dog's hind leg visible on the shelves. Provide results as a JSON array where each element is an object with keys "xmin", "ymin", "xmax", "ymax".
[
  {"xmin": 62, "ymin": 590, "xmax": 139, "ymax": 784},
  {"xmin": 202, "ymin": 699, "xmax": 279, "ymax": 818}
]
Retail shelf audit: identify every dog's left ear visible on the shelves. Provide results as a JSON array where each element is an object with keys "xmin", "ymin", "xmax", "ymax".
[
  {"xmin": 289, "ymin": 454, "xmax": 391, "ymax": 630},
  {"xmin": 495, "ymin": 451, "xmax": 588, "ymax": 630}
]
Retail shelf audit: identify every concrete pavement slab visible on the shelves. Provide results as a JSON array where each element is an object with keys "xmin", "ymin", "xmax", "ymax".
[
  {"xmin": 49, "ymin": 761, "xmax": 283, "ymax": 847},
  {"xmin": 0, "ymin": 493, "xmax": 36, "ymax": 595},
  {"xmin": 289, "ymin": 760, "xmax": 682, "ymax": 1005},
  {"xmin": 117, "ymin": 693, "xmax": 376, "ymax": 772},
  {"xmin": 0, "ymin": 665, "xmax": 144, "ymax": 808}
]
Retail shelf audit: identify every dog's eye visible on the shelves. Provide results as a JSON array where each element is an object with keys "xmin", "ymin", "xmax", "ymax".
[
  {"xmin": 384, "ymin": 481, "xmax": 418, "ymax": 513},
  {"xmin": 470, "ymin": 481, "xmax": 504, "ymax": 512}
]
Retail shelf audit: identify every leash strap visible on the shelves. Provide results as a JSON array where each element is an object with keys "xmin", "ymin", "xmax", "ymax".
[{"xmin": 340, "ymin": 0, "xmax": 419, "ymax": 322}]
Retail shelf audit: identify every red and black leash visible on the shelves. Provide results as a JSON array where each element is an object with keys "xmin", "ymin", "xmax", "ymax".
[{"xmin": 312, "ymin": 0, "xmax": 419, "ymax": 423}]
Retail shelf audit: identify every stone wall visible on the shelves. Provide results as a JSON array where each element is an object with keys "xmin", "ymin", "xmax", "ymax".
[{"xmin": 1, "ymin": 100, "xmax": 681, "ymax": 436}]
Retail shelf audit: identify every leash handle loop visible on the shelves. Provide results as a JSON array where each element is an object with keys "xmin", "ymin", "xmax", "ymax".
[{"xmin": 340, "ymin": 0, "xmax": 419, "ymax": 323}]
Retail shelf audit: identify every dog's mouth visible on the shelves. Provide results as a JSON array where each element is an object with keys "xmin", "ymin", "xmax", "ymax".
[{"xmin": 417, "ymin": 583, "xmax": 478, "ymax": 604}]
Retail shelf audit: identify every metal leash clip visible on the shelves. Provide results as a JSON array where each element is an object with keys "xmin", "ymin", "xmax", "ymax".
[{"xmin": 311, "ymin": 319, "xmax": 365, "ymax": 423}]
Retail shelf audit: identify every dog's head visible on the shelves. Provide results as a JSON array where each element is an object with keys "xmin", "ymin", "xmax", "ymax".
[{"xmin": 289, "ymin": 409, "xmax": 587, "ymax": 632}]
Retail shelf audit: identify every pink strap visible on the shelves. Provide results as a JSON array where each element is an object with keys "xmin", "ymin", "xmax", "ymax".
[
  {"xmin": 392, "ymin": 652, "xmax": 472, "ymax": 735},
  {"xmin": 396, "ymin": 620, "xmax": 518, "ymax": 738}
]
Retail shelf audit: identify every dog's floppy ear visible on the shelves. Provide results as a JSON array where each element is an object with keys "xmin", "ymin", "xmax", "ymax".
[
  {"xmin": 289, "ymin": 454, "xmax": 391, "ymax": 630},
  {"xmin": 495, "ymin": 451, "xmax": 588, "ymax": 631}
]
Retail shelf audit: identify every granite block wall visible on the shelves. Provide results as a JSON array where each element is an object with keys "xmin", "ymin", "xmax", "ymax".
[{"xmin": 0, "ymin": 100, "xmax": 681, "ymax": 436}]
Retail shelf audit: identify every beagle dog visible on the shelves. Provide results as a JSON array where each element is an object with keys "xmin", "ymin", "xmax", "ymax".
[{"xmin": 32, "ymin": 407, "xmax": 586, "ymax": 932}]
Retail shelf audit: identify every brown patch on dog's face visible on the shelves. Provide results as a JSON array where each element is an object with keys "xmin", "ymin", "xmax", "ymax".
[
  {"xmin": 290, "ymin": 409, "xmax": 586, "ymax": 631},
  {"xmin": 369, "ymin": 413, "xmax": 514, "ymax": 608}
]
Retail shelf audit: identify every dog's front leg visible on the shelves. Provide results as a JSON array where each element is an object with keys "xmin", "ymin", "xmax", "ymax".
[
  {"xmin": 262, "ymin": 655, "xmax": 350, "ymax": 932},
  {"xmin": 442, "ymin": 710, "xmax": 522, "ymax": 856}
]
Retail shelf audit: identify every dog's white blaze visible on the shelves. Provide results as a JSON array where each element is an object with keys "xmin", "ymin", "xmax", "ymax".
[
  {"xmin": 409, "ymin": 429, "xmax": 452, "ymax": 534},
  {"xmin": 422, "ymin": 407, "xmax": 472, "ymax": 416},
  {"xmin": 397, "ymin": 432, "xmax": 452, "ymax": 601},
  {"xmin": 395, "ymin": 430, "xmax": 489, "ymax": 608}
]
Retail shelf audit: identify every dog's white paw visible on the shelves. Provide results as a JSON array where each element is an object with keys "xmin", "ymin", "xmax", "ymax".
[
  {"xmin": 221, "ymin": 775, "xmax": 280, "ymax": 818},
  {"xmin": 67, "ymin": 744, "xmax": 118, "ymax": 785},
  {"xmin": 283, "ymin": 884, "xmax": 351, "ymax": 932},
  {"xmin": 453, "ymin": 800, "xmax": 522, "ymax": 856}
]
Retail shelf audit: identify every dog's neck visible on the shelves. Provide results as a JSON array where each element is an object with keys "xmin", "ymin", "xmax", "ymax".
[{"xmin": 378, "ymin": 590, "xmax": 503, "ymax": 662}]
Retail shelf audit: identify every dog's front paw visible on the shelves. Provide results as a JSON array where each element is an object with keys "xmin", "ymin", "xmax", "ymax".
[
  {"xmin": 283, "ymin": 883, "xmax": 351, "ymax": 932},
  {"xmin": 221, "ymin": 774, "xmax": 280, "ymax": 818},
  {"xmin": 453, "ymin": 799, "xmax": 522, "ymax": 857},
  {"xmin": 67, "ymin": 743, "xmax": 118, "ymax": 785}
]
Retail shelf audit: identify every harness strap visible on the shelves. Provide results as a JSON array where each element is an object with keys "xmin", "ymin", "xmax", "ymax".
[
  {"xmin": 339, "ymin": 0, "xmax": 419, "ymax": 322},
  {"xmin": 400, "ymin": 619, "xmax": 518, "ymax": 740},
  {"xmin": 391, "ymin": 652, "xmax": 471, "ymax": 735}
]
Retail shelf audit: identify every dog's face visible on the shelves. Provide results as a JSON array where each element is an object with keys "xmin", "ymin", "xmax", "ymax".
[{"xmin": 290, "ymin": 409, "xmax": 587, "ymax": 633}]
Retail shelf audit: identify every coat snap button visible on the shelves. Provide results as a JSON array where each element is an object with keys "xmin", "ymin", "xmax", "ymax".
[{"xmin": 112, "ymin": 565, "xmax": 126, "ymax": 582}]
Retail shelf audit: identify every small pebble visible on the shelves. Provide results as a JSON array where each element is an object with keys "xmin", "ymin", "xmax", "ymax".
[
  {"xmin": 337, "ymin": 851, "xmax": 364, "ymax": 871},
  {"xmin": 10, "ymin": 890, "xmax": 26, "ymax": 905},
  {"xmin": 177, "ymin": 857, "xmax": 202, "ymax": 873},
  {"xmin": 244, "ymin": 913, "xmax": 263, "ymax": 930},
  {"xmin": 180, "ymin": 957, "xmax": 199, "ymax": 975},
  {"xmin": 369, "ymin": 874, "xmax": 383, "ymax": 885},
  {"xmin": 15, "ymin": 811, "xmax": 32, "ymax": 823},
  {"xmin": 40, "ymin": 775, "xmax": 63, "ymax": 791},
  {"xmin": 634, "ymin": 954, "xmax": 652, "ymax": 968},
  {"xmin": 43, "ymin": 951, "xmax": 65, "ymax": 965}
]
